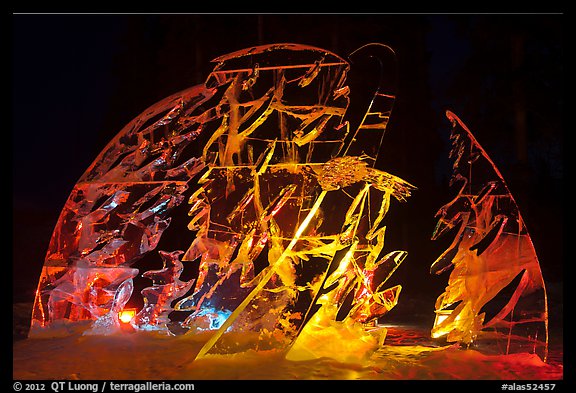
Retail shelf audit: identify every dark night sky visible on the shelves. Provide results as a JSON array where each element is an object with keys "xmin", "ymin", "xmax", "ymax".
[{"xmin": 12, "ymin": 14, "xmax": 564, "ymax": 329}]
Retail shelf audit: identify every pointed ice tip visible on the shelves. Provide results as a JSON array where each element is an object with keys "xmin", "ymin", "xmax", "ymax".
[{"xmin": 446, "ymin": 110, "xmax": 458, "ymax": 123}]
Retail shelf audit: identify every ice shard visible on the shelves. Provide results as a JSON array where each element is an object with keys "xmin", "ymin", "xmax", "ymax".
[
  {"xmin": 430, "ymin": 111, "xmax": 548, "ymax": 361},
  {"xmin": 30, "ymin": 43, "xmax": 414, "ymax": 360},
  {"xmin": 133, "ymin": 250, "xmax": 194, "ymax": 331},
  {"xmin": 84, "ymin": 275, "xmax": 135, "ymax": 335}
]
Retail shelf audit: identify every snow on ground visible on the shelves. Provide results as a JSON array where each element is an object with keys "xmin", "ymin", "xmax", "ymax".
[{"xmin": 13, "ymin": 318, "xmax": 563, "ymax": 381}]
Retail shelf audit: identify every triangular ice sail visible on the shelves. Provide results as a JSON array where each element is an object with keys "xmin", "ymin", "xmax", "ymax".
[{"xmin": 430, "ymin": 110, "xmax": 548, "ymax": 361}]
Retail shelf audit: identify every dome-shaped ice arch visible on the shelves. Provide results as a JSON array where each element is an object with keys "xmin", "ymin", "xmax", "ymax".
[{"xmin": 30, "ymin": 43, "xmax": 414, "ymax": 358}]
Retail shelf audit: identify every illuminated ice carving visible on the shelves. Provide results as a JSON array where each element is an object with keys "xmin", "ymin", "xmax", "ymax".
[
  {"xmin": 46, "ymin": 265, "xmax": 138, "ymax": 326},
  {"xmin": 31, "ymin": 43, "xmax": 414, "ymax": 358},
  {"xmin": 133, "ymin": 250, "xmax": 194, "ymax": 331},
  {"xmin": 430, "ymin": 111, "xmax": 549, "ymax": 361},
  {"xmin": 84, "ymin": 273, "xmax": 135, "ymax": 335}
]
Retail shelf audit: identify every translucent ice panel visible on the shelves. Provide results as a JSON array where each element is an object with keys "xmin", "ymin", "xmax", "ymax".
[{"xmin": 430, "ymin": 111, "xmax": 548, "ymax": 361}]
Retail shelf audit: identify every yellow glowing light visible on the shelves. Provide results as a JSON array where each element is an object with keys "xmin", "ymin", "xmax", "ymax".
[
  {"xmin": 435, "ymin": 310, "xmax": 451, "ymax": 325},
  {"xmin": 431, "ymin": 310, "xmax": 452, "ymax": 338},
  {"xmin": 118, "ymin": 309, "xmax": 136, "ymax": 324}
]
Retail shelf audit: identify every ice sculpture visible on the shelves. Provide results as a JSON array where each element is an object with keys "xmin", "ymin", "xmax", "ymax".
[
  {"xmin": 430, "ymin": 111, "xmax": 548, "ymax": 361},
  {"xmin": 44, "ymin": 265, "xmax": 138, "ymax": 328},
  {"xmin": 30, "ymin": 43, "xmax": 414, "ymax": 359}
]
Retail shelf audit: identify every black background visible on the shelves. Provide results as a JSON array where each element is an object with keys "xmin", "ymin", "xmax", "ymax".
[{"xmin": 12, "ymin": 14, "xmax": 563, "ymax": 342}]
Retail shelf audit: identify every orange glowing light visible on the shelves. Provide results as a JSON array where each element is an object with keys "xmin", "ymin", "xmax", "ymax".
[
  {"xmin": 118, "ymin": 309, "xmax": 136, "ymax": 324},
  {"xmin": 429, "ymin": 111, "xmax": 549, "ymax": 360}
]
